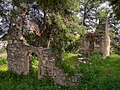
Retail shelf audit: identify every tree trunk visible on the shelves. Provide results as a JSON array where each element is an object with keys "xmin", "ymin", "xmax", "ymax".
[{"xmin": 102, "ymin": 18, "xmax": 110, "ymax": 59}]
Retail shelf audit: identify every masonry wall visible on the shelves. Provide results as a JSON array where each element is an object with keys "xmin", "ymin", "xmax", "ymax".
[{"xmin": 7, "ymin": 25, "xmax": 81, "ymax": 87}]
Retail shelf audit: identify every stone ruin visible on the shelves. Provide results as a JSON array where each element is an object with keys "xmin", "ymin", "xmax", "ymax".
[
  {"xmin": 6, "ymin": 20, "xmax": 81, "ymax": 87},
  {"xmin": 79, "ymin": 32, "xmax": 104, "ymax": 54},
  {"xmin": 79, "ymin": 18, "xmax": 109, "ymax": 55},
  {"xmin": 78, "ymin": 18, "xmax": 108, "ymax": 62}
]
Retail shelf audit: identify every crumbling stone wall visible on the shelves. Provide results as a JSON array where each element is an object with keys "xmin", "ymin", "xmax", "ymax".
[
  {"xmin": 7, "ymin": 25, "xmax": 81, "ymax": 87},
  {"xmin": 79, "ymin": 32, "xmax": 104, "ymax": 54}
]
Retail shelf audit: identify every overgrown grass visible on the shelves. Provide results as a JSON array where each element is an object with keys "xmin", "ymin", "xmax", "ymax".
[
  {"xmin": 76, "ymin": 54, "xmax": 120, "ymax": 90},
  {"xmin": 0, "ymin": 56, "xmax": 68, "ymax": 90},
  {"xmin": 0, "ymin": 70, "xmax": 63, "ymax": 90},
  {"xmin": 0, "ymin": 51, "xmax": 120, "ymax": 90},
  {"xmin": 61, "ymin": 53, "xmax": 80, "ymax": 76}
]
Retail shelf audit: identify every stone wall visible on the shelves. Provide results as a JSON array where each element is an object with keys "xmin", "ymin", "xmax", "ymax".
[
  {"xmin": 6, "ymin": 25, "xmax": 81, "ymax": 87},
  {"xmin": 79, "ymin": 32, "xmax": 103, "ymax": 54}
]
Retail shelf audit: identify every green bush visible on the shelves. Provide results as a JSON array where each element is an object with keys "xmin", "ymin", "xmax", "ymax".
[
  {"xmin": 0, "ymin": 58, "xmax": 7, "ymax": 64},
  {"xmin": 60, "ymin": 53, "xmax": 80, "ymax": 76}
]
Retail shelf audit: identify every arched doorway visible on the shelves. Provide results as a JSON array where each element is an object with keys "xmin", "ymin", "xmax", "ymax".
[{"xmin": 26, "ymin": 52, "xmax": 39, "ymax": 78}]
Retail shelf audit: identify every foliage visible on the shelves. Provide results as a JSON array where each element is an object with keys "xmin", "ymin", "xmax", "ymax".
[
  {"xmin": 108, "ymin": 0, "xmax": 120, "ymax": 19},
  {"xmin": 0, "ymin": 58, "xmax": 7, "ymax": 65},
  {"xmin": 77, "ymin": 54, "xmax": 120, "ymax": 90},
  {"xmin": 61, "ymin": 53, "xmax": 80, "ymax": 76},
  {"xmin": 0, "ymin": 0, "xmax": 120, "ymax": 89},
  {"xmin": 41, "ymin": 12, "xmax": 85, "ymax": 53},
  {"xmin": 29, "ymin": 55, "xmax": 39, "ymax": 78},
  {"xmin": 1, "ymin": 49, "xmax": 120, "ymax": 89},
  {"xmin": 111, "ymin": 44, "xmax": 120, "ymax": 55},
  {"xmin": 0, "ymin": 0, "xmax": 81, "ymax": 53},
  {"xmin": 1, "ymin": 0, "xmax": 119, "ymax": 55},
  {"xmin": 1, "ymin": 52, "xmax": 120, "ymax": 89},
  {"xmin": 0, "ymin": 49, "xmax": 7, "ymax": 65}
]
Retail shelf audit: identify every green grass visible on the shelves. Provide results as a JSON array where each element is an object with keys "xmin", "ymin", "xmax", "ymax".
[
  {"xmin": 0, "ymin": 51, "xmax": 120, "ymax": 90},
  {"xmin": 76, "ymin": 54, "xmax": 120, "ymax": 90},
  {"xmin": 61, "ymin": 53, "xmax": 80, "ymax": 75},
  {"xmin": 0, "ymin": 56, "xmax": 69, "ymax": 90}
]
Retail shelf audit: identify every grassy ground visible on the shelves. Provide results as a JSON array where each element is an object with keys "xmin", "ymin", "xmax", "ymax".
[
  {"xmin": 0, "ymin": 50, "xmax": 120, "ymax": 90},
  {"xmin": 77, "ymin": 54, "xmax": 120, "ymax": 90}
]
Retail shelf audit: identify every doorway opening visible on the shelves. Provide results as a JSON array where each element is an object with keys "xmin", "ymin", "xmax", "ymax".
[{"xmin": 28, "ymin": 52, "xmax": 39, "ymax": 78}]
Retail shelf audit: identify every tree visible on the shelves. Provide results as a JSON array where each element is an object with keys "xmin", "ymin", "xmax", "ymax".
[
  {"xmin": 0, "ymin": 0, "xmax": 82, "ymax": 53},
  {"xmin": 107, "ymin": 0, "xmax": 120, "ymax": 19}
]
